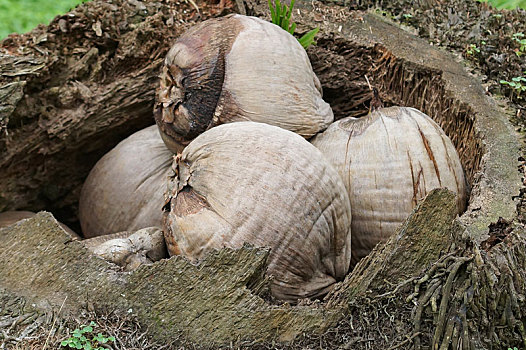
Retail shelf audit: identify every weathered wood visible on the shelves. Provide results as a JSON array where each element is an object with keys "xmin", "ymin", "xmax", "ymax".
[
  {"xmin": 0, "ymin": 0, "xmax": 524, "ymax": 348},
  {"xmin": 325, "ymin": 192, "xmax": 526, "ymax": 350},
  {"xmin": 0, "ymin": 212, "xmax": 341, "ymax": 345}
]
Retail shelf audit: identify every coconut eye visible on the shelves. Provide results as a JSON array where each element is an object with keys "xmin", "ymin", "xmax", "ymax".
[
  {"xmin": 154, "ymin": 14, "xmax": 334, "ymax": 153},
  {"xmin": 312, "ymin": 106, "xmax": 467, "ymax": 265}
]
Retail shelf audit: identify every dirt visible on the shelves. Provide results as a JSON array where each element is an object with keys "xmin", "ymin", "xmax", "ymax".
[
  {"xmin": 480, "ymin": 217, "xmax": 514, "ymax": 250},
  {"xmin": 0, "ymin": 287, "xmax": 173, "ymax": 350}
]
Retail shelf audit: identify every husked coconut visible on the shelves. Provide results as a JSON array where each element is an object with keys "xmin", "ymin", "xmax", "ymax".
[
  {"xmin": 83, "ymin": 227, "xmax": 167, "ymax": 271},
  {"xmin": 311, "ymin": 106, "xmax": 467, "ymax": 264},
  {"xmin": 154, "ymin": 14, "xmax": 333, "ymax": 152},
  {"xmin": 79, "ymin": 125, "xmax": 173, "ymax": 238},
  {"xmin": 163, "ymin": 122, "xmax": 352, "ymax": 302}
]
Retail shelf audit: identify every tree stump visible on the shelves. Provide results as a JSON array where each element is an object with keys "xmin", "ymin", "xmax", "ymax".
[{"xmin": 0, "ymin": 0, "xmax": 524, "ymax": 348}]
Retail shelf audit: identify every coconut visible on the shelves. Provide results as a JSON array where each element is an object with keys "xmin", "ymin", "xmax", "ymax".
[
  {"xmin": 79, "ymin": 125, "xmax": 173, "ymax": 238},
  {"xmin": 83, "ymin": 227, "xmax": 167, "ymax": 271},
  {"xmin": 162, "ymin": 121, "xmax": 352, "ymax": 302},
  {"xmin": 154, "ymin": 14, "xmax": 333, "ymax": 152},
  {"xmin": 311, "ymin": 106, "xmax": 467, "ymax": 264}
]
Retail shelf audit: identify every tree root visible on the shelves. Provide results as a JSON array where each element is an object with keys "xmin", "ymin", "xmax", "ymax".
[
  {"xmin": 432, "ymin": 256, "xmax": 473, "ymax": 348},
  {"xmin": 386, "ymin": 332, "xmax": 421, "ymax": 350},
  {"xmin": 409, "ymin": 253, "xmax": 472, "ymax": 350}
]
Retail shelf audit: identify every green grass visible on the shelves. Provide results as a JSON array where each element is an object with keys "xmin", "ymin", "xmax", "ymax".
[
  {"xmin": 0, "ymin": 0, "xmax": 87, "ymax": 39},
  {"xmin": 484, "ymin": 0, "xmax": 526, "ymax": 9}
]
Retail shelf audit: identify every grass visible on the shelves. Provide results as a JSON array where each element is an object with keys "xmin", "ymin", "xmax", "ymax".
[
  {"xmin": 0, "ymin": 0, "xmax": 87, "ymax": 39},
  {"xmin": 485, "ymin": 0, "xmax": 526, "ymax": 8}
]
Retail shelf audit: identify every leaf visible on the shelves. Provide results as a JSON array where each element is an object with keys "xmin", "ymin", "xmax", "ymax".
[
  {"xmin": 268, "ymin": 0, "xmax": 276, "ymax": 23},
  {"xmin": 282, "ymin": 17, "xmax": 289, "ymax": 32},
  {"xmin": 63, "ymin": 338, "xmax": 79, "ymax": 348},
  {"xmin": 275, "ymin": 0, "xmax": 282, "ymax": 22},
  {"xmin": 298, "ymin": 27, "xmax": 320, "ymax": 48},
  {"xmin": 287, "ymin": 0, "xmax": 295, "ymax": 19},
  {"xmin": 289, "ymin": 22, "xmax": 296, "ymax": 35},
  {"xmin": 267, "ymin": 0, "xmax": 322, "ymax": 49}
]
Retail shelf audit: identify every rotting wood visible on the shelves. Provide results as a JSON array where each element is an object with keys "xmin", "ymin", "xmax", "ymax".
[
  {"xmin": 0, "ymin": 0, "xmax": 524, "ymax": 348},
  {"xmin": 0, "ymin": 0, "xmax": 226, "ymax": 228}
]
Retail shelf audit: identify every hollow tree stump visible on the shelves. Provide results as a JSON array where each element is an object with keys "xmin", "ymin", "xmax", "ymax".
[{"xmin": 0, "ymin": 0, "xmax": 524, "ymax": 348}]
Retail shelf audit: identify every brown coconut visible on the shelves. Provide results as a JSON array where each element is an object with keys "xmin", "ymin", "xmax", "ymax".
[
  {"xmin": 163, "ymin": 121, "xmax": 352, "ymax": 302},
  {"xmin": 154, "ymin": 14, "xmax": 333, "ymax": 153},
  {"xmin": 79, "ymin": 125, "xmax": 173, "ymax": 238},
  {"xmin": 311, "ymin": 106, "xmax": 467, "ymax": 264}
]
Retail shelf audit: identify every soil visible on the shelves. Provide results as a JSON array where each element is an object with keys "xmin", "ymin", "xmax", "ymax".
[{"xmin": 0, "ymin": 288, "xmax": 174, "ymax": 349}]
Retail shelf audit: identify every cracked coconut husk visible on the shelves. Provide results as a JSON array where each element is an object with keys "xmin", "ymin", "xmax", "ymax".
[{"xmin": 0, "ymin": 0, "xmax": 525, "ymax": 348}]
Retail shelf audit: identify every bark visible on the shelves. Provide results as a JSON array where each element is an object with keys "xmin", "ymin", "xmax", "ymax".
[
  {"xmin": 0, "ymin": 212, "xmax": 341, "ymax": 345},
  {"xmin": 0, "ymin": 0, "xmax": 524, "ymax": 348}
]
